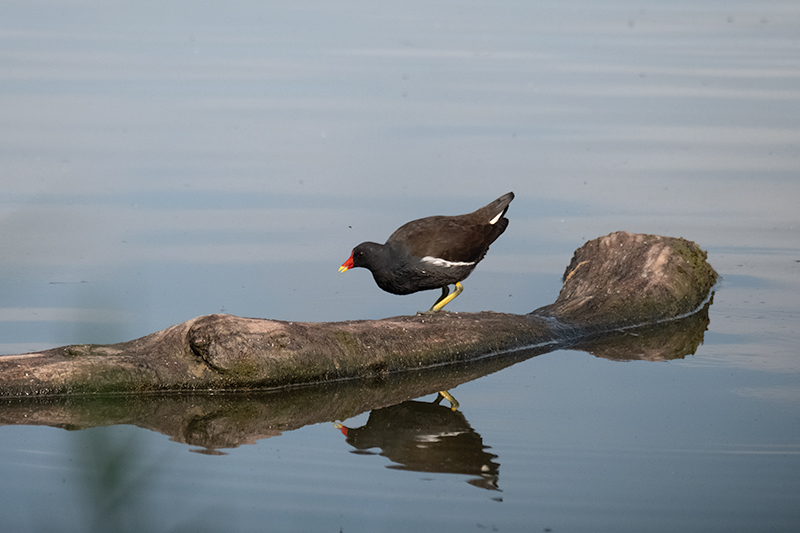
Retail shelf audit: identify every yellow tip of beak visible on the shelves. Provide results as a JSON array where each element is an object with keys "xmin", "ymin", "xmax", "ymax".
[{"xmin": 338, "ymin": 265, "xmax": 350, "ymax": 273}]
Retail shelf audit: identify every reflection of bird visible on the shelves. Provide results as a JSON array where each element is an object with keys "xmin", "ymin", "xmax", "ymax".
[
  {"xmin": 339, "ymin": 192, "xmax": 514, "ymax": 313},
  {"xmin": 335, "ymin": 399, "xmax": 500, "ymax": 491}
]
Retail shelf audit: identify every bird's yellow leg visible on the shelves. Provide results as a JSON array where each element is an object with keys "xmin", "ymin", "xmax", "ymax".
[
  {"xmin": 419, "ymin": 286, "xmax": 448, "ymax": 315},
  {"xmin": 429, "ymin": 282, "xmax": 463, "ymax": 312},
  {"xmin": 431, "ymin": 285, "xmax": 450, "ymax": 307},
  {"xmin": 437, "ymin": 390, "xmax": 460, "ymax": 411}
]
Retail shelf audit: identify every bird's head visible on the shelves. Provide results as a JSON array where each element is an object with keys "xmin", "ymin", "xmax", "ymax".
[{"xmin": 339, "ymin": 242, "xmax": 381, "ymax": 273}]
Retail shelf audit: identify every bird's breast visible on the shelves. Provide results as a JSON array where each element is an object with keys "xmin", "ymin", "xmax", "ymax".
[{"xmin": 368, "ymin": 256, "xmax": 476, "ymax": 295}]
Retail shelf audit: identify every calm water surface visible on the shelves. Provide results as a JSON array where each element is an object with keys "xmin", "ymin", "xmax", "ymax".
[{"xmin": 1, "ymin": 1, "xmax": 799, "ymax": 531}]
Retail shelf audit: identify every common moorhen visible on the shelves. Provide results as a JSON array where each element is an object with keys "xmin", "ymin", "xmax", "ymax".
[{"xmin": 339, "ymin": 192, "xmax": 514, "ymax": 313}]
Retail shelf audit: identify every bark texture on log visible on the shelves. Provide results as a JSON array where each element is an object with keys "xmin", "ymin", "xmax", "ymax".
[{"xmin": 0, "ymin": 232, "xmax": 717, "ymax": 398}]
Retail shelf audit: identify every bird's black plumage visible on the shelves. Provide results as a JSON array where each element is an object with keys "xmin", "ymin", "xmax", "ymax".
[{"xmin": 340, "ymin": 192, "xmax": 514, "ymax": 311}]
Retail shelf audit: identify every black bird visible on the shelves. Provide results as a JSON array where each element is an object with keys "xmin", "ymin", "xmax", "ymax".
[{"xmin": 339, "ymin": 192, "xmax": 514, "ymax": 313}]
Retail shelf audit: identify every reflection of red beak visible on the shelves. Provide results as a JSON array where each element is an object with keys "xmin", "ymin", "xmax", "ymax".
[
  {"xmin": 333, "ymin": 422, "xmax": 349, "ymax": 436},
  {"xmin": 338, "ymin": 251, "xmax": 354, "ymax": 273}
]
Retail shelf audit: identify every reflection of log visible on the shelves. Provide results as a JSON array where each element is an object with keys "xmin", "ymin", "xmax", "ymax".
[
  {"xmin": 0, "ymin": 297, "xmax": 714, "ymax": 452},
  {"xmin": 571, "ymin": 295, "xmax": 714, "ymax": 362},
  {"xmin": 0, "ymin": 343, "xmax": 549, "ymax": 453},
  {"xmin": 0, "ymin": 232, "xmax": 717, "ymax": 397}
]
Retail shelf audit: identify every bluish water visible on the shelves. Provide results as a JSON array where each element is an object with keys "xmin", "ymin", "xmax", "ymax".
[{"xmin": 1, "ymin": 1, "xmax": 799, "ymax": 531}]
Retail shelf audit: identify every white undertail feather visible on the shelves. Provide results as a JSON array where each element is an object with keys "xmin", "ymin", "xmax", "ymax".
[{"xmin": 488, "ymin": 211, "xmax": 503, "ymax": 225}]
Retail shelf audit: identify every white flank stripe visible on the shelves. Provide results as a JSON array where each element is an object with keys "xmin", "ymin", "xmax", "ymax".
[
  {"xmin": 421, "ymin": 256, "xmax": 475, "ymax": 268},
  {"xmin": 489, "ymin": 211, "xmax": 503, "ymax": 225}
]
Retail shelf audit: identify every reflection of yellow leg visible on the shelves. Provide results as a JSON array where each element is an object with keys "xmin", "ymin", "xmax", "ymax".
[
  {"xmin": 429, "ymin": 282, "xmax": 463, "ymax": 312},
  {"xmin": 438, "ymin": 390, "xmax": 460, "ymax": 411}
]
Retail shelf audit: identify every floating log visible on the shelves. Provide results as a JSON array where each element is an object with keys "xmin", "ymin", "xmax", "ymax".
[{"xmin": 0, "ymin": 232, "xmax": 717, "ymax": 398}]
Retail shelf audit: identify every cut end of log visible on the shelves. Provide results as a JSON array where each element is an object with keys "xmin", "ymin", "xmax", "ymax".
[{"xmin": 532, "ymin": 231, "xmax": 717, "ymax": 330}]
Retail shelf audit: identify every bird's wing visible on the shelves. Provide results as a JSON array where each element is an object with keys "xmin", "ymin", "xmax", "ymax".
[{"xmin": 388, "ymin": 215, "xmax": 508, "ymax": 263}]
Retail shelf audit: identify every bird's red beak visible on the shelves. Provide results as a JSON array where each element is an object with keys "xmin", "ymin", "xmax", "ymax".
[{"xmin": 339, "ymin": 251, "xmax": 354, "ymax": 273}]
